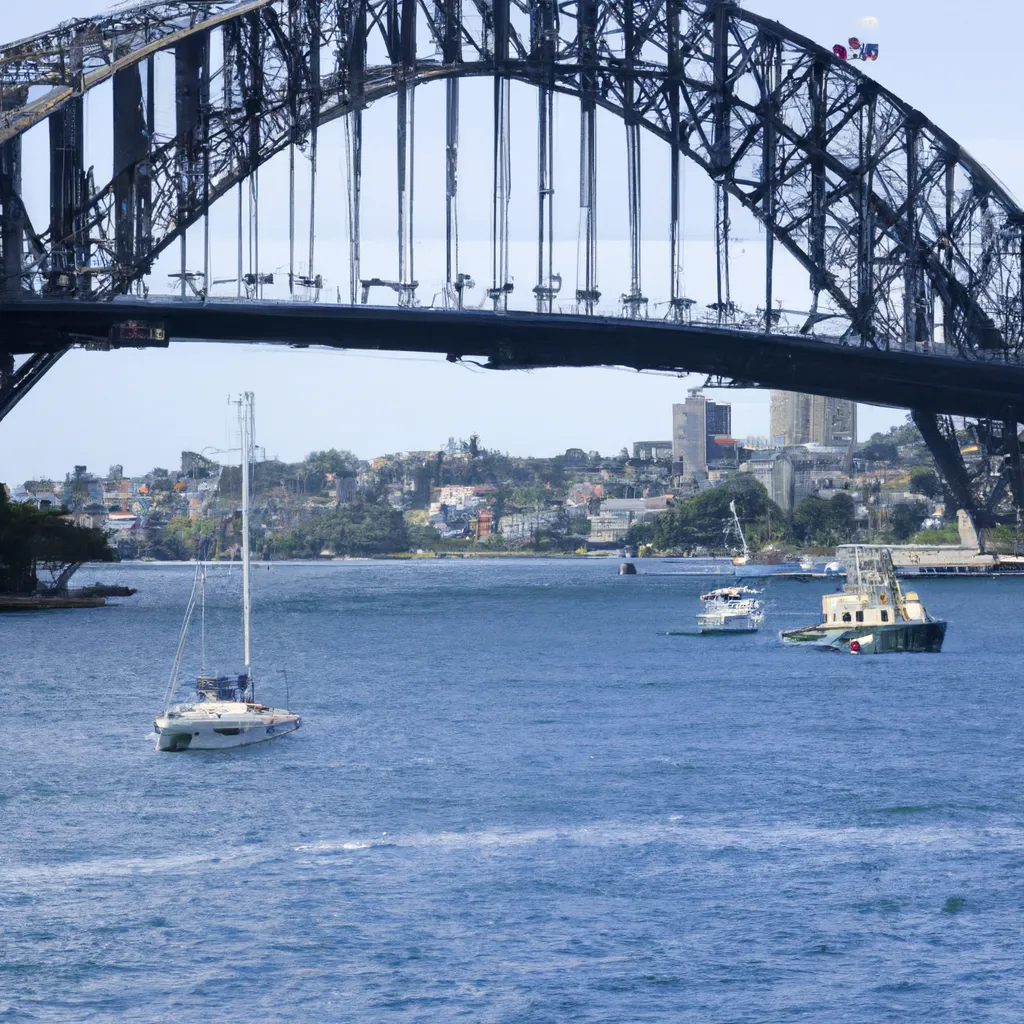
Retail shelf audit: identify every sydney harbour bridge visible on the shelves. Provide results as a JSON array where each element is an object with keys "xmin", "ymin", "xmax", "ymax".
[{"xmin": 1, "ymin": 0, "xmax": 1023, "ymax": 529}]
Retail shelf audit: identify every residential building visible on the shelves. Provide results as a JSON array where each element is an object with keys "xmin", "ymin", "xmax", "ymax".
[
  {"xmin": 472, "ymin": 508, "xmax": 494, "ymax": 540},
  {"xmin": 588, "ymin": 514, "xmax": 633, "ymax": 544},
  {"xmin": 437, "ymin": 485, "xmax": 477, "ymax": 509},
  {"xmin": 586, "ymin": 497, "xmax": 671, "ymax": 544},
  {"xmin": 632, "ymin": 440, "xmax": 673, "ymax": 462},
  {"xmin": 498, "ymin": 509, "xmax": 559, "ymax": 542},
  {"xmin": 740, "ymin": 445, "xmax": 852, "ymax": 511}
]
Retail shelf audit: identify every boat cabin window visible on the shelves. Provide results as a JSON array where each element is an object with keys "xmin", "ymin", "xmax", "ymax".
[
  {"xmin": 855, "ymin": 611, "xmax": 864, "ymax": 623},
  {"xmin": 881, "ymin": 610, "xmax": 889, "ymax": 622},
  {"xmin": 842, "ymin": 612, "xmax": 852, "ymax": 623}
]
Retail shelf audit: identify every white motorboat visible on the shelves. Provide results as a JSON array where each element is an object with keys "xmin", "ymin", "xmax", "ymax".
[
  {"xmin": 696, "ymin": 586, "xmax": 764, "ymax": 634},
  {"xmin": 154, "ymin": 393, "xmax": 300, "ymax": 752}
]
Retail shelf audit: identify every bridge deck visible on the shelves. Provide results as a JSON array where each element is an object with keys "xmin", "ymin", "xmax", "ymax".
[{"xmin": 3, "ymin": 297, "xmax": 1023, "ymax": 421}]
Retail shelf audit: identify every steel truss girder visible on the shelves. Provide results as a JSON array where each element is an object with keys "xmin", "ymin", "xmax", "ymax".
[
  {"xmin": 0, "ymin": 349, "xmax": 69, "ymax": 422},
  {"xmin": 913, "ymin": 410, "xmax": 1024, "ymax": 534},
  {"xmin": 0, "ymin": 0, "xmax": 1022, "ymax": 371}
]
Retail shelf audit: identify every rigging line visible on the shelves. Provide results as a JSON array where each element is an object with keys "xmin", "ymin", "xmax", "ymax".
[
  {"xmin": 163, "ymin": 560, "xmax": 203, "ymax": 713},
  {"xmin": 200, "ymin": 561, "xmax": 206, "ymax": 673}
]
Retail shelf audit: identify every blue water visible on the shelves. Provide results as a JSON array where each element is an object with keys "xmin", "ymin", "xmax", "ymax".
[{"xmin": 3, "ymin": 559, "xmax": 1023, "ymax": 1021}]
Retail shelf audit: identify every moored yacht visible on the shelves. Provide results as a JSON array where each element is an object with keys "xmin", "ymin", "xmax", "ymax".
[
  {"xmin": 154, "ymin": 393, "xmax": 300, "ymax": 751},
  {"xmin": 781, "ymin": 545, "xmax": 945, "ymax": 653},
  {"xmin": 696, "ymin": 586, "xmax": 764, "ymax": 634}
]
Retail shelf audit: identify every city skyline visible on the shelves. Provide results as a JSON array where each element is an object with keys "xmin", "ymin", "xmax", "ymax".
[{"xmin": 5, "ymin": 379, "xmax": 902, "ymax": 485}]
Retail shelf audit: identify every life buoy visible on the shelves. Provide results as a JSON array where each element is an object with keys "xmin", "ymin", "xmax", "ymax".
[{"xmin": 850, "ymin": 640, "xmax": 862, "ymax": 654}]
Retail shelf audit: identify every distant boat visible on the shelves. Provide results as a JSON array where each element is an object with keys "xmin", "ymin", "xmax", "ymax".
[
  {"xmin": 781, "ymin": 545, "xmax": 946, "ymax": 654},
  {"xmin": 696, "ymin": 586, "xmax": 764, "ymax": 634},
  {"xmin": 727, "ymin": 500, "xmax": 750, "ymax": 566},
  {"xmin": 153, "ymin": 393, "xmax": 301, "ymax": 751}
]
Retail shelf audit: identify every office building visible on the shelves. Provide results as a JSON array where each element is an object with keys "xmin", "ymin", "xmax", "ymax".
[
  {"xmin": 770, "ymin": 391, "xmax": 856, "ymax": 452},
  {"xmin": 672, "ymin": 390, "xmax": 734, "ymax": 478}
]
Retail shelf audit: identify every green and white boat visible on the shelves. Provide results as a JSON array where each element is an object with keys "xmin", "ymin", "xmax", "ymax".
[{"xmin": 781, "ymin": 545, "xmax": 946, "ymax": 654}]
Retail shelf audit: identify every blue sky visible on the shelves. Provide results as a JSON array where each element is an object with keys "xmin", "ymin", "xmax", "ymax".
[{"xmin": 3, "ymin": 0, "xmax": 1021, "ymax": 482}]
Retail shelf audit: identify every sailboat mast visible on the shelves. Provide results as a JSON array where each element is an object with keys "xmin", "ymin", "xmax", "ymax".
[
  {"xmin": 730, "ymin": 500, "xmax": 750, "ymax": 562},
  {"xmin": 239, "ymin": 392, "xmax": 254, "ymax": 679}
]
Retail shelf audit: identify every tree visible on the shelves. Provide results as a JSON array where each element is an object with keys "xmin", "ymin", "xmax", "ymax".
[
  {"xmin": 67, "ymin": 465, "xmax": 91, "ymax": 508},
  {"xmin": 625, "ymin": 520, "xmax": 654, "ymax": 548},
  {"xmin": 652, "ymin": 476, "xmax": 784, "ymax": 553},
  {"xmin": 0, "ymin": 488, "xmax": 116, "ymax": 593},
  {"xmin": 908, "ymin": 467, "xmax": 941, "ymax": 499},
  {"xmin": 23, "ymin": 479, "xmax": 56, "ymax": 497},
  {"xmin": 264, "ymin": 500, "xmax": 409, "ymax": 557},
  {"xmin": 857, "ymin": 440, "xmax": 899, "ymax": 464},
  {"xmin": 793, "ymin": 492, "xmax": 856, "ymax": 547},
  {"xmin": 149, "ymin": 467, "xmax": 173, "ymax": 493},
  {"xmin": 887, "ymin": 500, "xmax": 928, "ymax": 541}
]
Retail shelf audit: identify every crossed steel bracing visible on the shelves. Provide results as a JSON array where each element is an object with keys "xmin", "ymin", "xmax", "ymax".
[{"xmin": 1, "ymin": 0, "xmax": 1023, "ymax": 528}]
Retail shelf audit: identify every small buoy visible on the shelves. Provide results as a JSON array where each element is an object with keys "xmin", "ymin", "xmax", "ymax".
[
  {"xmin": 619, "ymin": 562, "xmax": 637, "ymax": 575},
  {"xmin": 849, "ymin": 639, "xmax": 861, "ymax": 654}
]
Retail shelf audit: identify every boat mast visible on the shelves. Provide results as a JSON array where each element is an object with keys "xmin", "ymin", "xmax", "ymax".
[
  {"xmin": 730, "ymin": 500, "xmax": 750, "ymax": 562},
  {"xmin": 239, "ymin": 392, "xmax": 254, "ymax": 681}
]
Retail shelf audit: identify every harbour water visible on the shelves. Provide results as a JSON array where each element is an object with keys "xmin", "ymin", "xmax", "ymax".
[{"xmin": 3, "ymin": 559, "xmax": 1022, "ymax": 1021}]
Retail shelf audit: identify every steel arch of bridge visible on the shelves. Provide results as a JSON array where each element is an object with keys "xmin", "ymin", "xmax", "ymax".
[
  {"xmin": 1, "ymin": 0, "xmax": 1022, "ymax": 354},
  {"xmin": 0, "ymin": 0, "xmax": 1023, "ymax": 526}
]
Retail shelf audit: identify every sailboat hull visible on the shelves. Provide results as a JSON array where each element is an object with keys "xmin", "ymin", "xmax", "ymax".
[{"xmin": 154, "ymin": 702, "xmax": 301, "ymax": 752}]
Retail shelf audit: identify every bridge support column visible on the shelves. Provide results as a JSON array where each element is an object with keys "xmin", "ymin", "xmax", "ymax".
[
  {"xmin": 439, "ymin": 0, "xmax": 464, "ymax": 307},
  {"xmin": 531, "ymin": 0, "xmax": 557, "ymax": 313},
  {"xmin": 489, "ymin": 0, "xmax": 512, "ymax": 312},
  {"xmin": 490, "ymin": 76, "xmax": 512, "ymax": 311},
  {"xmin": 913, "ymin": 411, "xmax": 1024, "ymax": 548},
  {"xmin": 761, "ymin": 41, "xmax": 779, "ymax": 333},
  {"xmin": 667, "ymin": 0, "xmax": 685, "ymax": 320},
  {"xmin": 48, "ymin": 99, "xmax": 86, "ymax": 295},
  {"xmin": 346, "ymin": 112, "xmax": 362, "ymax": 305},
  {"xmin": 711, "ymin": 0, "xmax": 731, "ymax": 322},
  {"xmin": 174, "ymin": 32, "xmax": 210, "ymax": 298},
  {"xmin": 0, "ymin": 88, "xmax": 26, "ymax": 298},
  {"xmin": 394, "ymin": 0, "xmax": 418, "ymax": 307},
  {"xmin": 576, "ymin": 0, "xmax": 600, "ymax": 316},
  {"xmin": 343, "ymin": 0, "xmax": 366, "ymax": 305},
  {"xmin": 445, "ymin": 79, "xmax": 461, "ymax": 305},
  {"xmin": 620, "ymin": 0, "xmax": 645, "ymax": 319},
  {"xmin": 113, "ymin": 63, "xmax": 151, "ymax": 293},
  {"xmin": 0, "ymin": 351, "xmax": 68, "ymax": 424}
]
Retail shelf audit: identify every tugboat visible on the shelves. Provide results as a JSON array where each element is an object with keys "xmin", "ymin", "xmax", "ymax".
[
  {"xmin": 781, "ymin": 545, "xmax": 945, "ymax": 653},
  {"xmin": 696, "ymin": 586, "xmax": 764, "ymax": 634}
]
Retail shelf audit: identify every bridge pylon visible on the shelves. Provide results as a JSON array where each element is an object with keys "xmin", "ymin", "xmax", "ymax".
[{"xmin": 913, "ymin": 412, "xmax": 1024, "ymax": 548}]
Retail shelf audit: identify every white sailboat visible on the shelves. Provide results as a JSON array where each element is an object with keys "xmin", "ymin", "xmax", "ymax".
[
  {"xmin": 154, "ymin": 393, "xmax": 300, "ymax": 752},
  {"xmin": 727, "ymin": 500, "xmax": 750, "ymax": 566}
]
